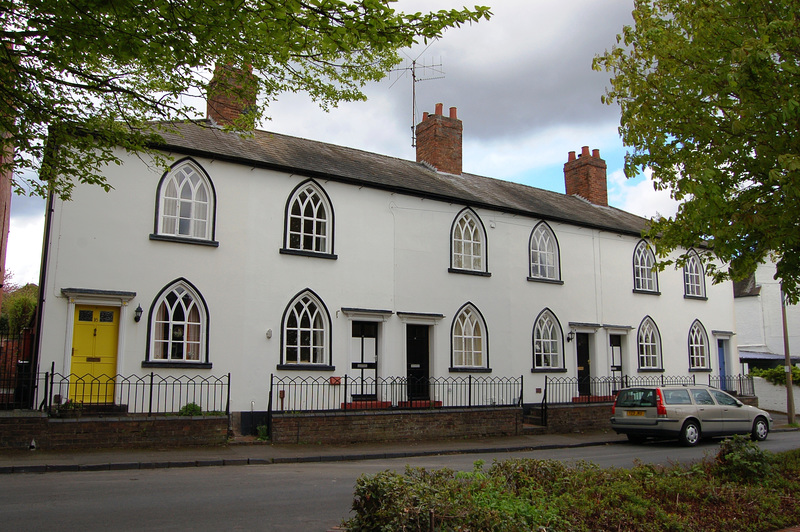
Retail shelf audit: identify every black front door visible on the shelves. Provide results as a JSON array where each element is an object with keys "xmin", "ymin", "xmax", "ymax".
[
  {"xmin": 576, "ymin": 333, "xmax": 591, "ymax": 396},
  {"xmin": 351, "ymin": 322, "xmax": 378, "ymax": 400},
  {"xmin": 406, "ymin": 324, "xmax": 430, "ymax": 400}
]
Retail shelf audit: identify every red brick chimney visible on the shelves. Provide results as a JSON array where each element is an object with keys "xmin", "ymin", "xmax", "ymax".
[
  {"xmin": 207, "ymin": 64, "xmax": 258, "ymax": 127},
  {"xmin": 564, "ymin": 146, "xmax": 608, "ymax": 206},
  {"xmin": 415, "ymin": 103, "xmax": 462, "ymax": 175}
]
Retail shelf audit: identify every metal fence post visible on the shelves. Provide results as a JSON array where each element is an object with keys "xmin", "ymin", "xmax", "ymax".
[
  {"xmin": 468, "ymin": 374, "xmax": 472, "ymax": 407},
  {"xmin": 519, "ymin": 374, "xmax": 524, "ymax": 406},
  {"xmin": 226, "ymin": 373, "xmax": 231, "ymax": 416},
  {"xmin": 343, "ymin": 374, "xmax": 348, "ymax": 411},
  {"xmin": 267, "ymin": 374, "xmax": 274, "ymax": 439},
  {"xmin": 148, "ymin": 372, "xmax": 154, "ymax": 416}
]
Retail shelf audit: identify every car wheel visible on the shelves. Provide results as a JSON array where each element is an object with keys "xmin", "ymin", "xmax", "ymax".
[
  {"xmin": 751, "ymin": 417, "xmax": 769, "ymax": 442},
  {"xmin": 627, "ymin": 434, "xmax": 646, "ymax": 444},
  {"xmin": 679, "ymin": 420, "xmax": 701, "ymax": 446}
]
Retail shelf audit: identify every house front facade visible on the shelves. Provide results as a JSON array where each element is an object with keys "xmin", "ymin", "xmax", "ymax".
[{"xmin": 36, "ymin": 93, "xmax": 737, "ymax": 419}]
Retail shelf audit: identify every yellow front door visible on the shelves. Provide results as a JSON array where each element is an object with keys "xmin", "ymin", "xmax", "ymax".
[{"xmin": 70, "ymin": 305, "xmax": 119, "ymax": 404}]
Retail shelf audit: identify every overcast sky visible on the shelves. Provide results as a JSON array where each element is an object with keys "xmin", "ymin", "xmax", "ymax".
[{"xmin": 6, "ymin": 0, "xmax": 680, "ymax": 286}]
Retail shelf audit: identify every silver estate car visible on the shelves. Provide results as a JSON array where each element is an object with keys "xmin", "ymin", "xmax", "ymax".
[{"xmin": 611, "ymin": 385, "xmax": 773, "ymax": 446}]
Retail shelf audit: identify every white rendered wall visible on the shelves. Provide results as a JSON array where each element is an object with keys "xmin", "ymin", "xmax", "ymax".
[{"xmin": 39, "ymin": 150, "xmax": 738, "ymax": 411}]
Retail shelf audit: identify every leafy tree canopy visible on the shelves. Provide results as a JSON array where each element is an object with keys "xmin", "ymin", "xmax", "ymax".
[
  {"xmin": 0, "ymin": 0, "xmax": 490, "ymax": 199},
  {"xmin": 594, "ymin": 0, "xmax": 800, "ymax": 301}
]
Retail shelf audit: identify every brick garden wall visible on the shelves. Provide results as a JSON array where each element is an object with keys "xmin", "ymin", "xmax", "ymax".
[
  {"xmin": 544, "ymin": 403, "xmax": 613, "ymax": 433},
  {"xmin": 0, "ymin": 413, "xmax": 228, "ymax": 450},
  {"xmin": 270, "ymin": 407, "xmax": 523, "ymax": 444}
]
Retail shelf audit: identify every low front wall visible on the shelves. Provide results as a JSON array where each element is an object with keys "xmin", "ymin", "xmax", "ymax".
[
  {"xmin": 0, "ymin": 413, "xmax": 229, "ymax": 450},
  {"xmin": 270, "ymin": 407, "xmax": 523, "ymax": 444}
]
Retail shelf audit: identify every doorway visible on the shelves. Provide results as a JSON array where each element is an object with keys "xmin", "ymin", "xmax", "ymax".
[
  {"xmin": 406, "ymin": 324, "xmax": 430, "ymax": 400},
  {"xmin": 351, "ymin": 321, "xmax": 378, "ymax": 400},
  {"xmin": 717, "ymin": 339, "xmax": 728, "ymax": 390},
  {"xmin": 576, "ymin": 333, "xmax": 591, "ymax": 396},
  {"xmin": 70, "ymin": 305, "xmax": 119, "ymax": 404},
  {"xmin": 610, "ymin": 334, "xmax": 623, "ymax": 392}
]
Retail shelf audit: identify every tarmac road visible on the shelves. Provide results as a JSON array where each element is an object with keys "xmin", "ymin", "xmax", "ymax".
[{"xmin": 1, "ymin": 431, "xmax": 798, "ymax": 531}]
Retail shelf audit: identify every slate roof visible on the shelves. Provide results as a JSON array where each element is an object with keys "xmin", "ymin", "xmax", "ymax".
[{"xmin": 149, "ymin": 120, "xmax": 651, "ymax": 236}]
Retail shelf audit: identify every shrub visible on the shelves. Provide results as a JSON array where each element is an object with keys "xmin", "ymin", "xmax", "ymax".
[
  {"xmin": 713, "ymin": 435, "xmax": 772, "ymax": 483},
  {"xmin": 751, "ymin": 365, "xmax": 800, "ymax": 387},
  {"xmin": 256, "ymin": 424, "xmax": 269, "ymax": 441},
  {"xmin": 178, "ymin": 402, "xmax": 202, "ymax": 416}
]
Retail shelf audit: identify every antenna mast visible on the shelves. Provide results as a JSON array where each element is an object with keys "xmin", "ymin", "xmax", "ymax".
[{"xmin": 389, "ymin": 51, "xmax": 444, "ymax": 147}]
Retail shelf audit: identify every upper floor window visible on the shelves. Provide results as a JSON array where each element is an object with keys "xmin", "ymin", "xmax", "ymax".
[
  {"xmin": 633, "ymin": 240, "xmax": 659, "ymax": 293},
  {"xmin": 146, "ymin": 279, "xmax": 210, "ymax": 366},
  {"xmin": 532, "ymin": 309, "xmax": 564, "ymax": 371},
  {"xmin": 280, "ymin": 289, "xmax": 333, "ymax": 369},
  {"xmin": 154, "ymin": 159, "xmax": 216, "ymax": 244},
  {"xmin": 637, "ymin": 316, "xmax": 662, "ymax": 370},
  {"xmin": 451, "ymin": 303, "xmax": 488, "ymax": 370},
  {"xmin": 683, "ymin": 250, "xmax": 706, "ymax": 298},
  {"xmin": 529, "ymin": 221, "xmax": 561, "ymax": 281},
  {"xmin": 282, "ymin": 180, "xmax": 336, "ymax": 259},
  {"xmin": 688, "ymin": 320, "xmax": 710, "ymax": 370},
  {"xmin": 450, "ymin": 208, "xmax": 489, "ymax": 275}
]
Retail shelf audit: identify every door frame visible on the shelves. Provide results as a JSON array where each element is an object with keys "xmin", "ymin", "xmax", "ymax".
[{"xmin": 61, "ymin": 289, "xmax": 137, "ymax": 375}]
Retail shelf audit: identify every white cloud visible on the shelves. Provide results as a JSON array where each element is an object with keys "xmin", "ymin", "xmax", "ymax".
[
  {"xmin": 6, "ymin": 213, "xmax": 44, "ymax": 286},
  {"xmin": 608, "ymin": 168, "xmax": 681, "ymax": 219}
]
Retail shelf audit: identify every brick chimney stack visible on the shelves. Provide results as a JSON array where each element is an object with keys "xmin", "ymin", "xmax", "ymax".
[
  {"xmin": 415, "ymin": 103, "xmax": 462, "ymax": 175},
  {"xmin": 564, "ymin": 146, "xmax": 608, "ymax": 206},
  {"xmin": 207, "ymin": 64, "xmax": 258, "ymax": 128}
]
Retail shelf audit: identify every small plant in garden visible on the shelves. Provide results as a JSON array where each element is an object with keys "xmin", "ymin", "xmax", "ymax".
[
  {"xmin": 58, "ymin": 399, "xmax": 83, "ymax": 413},
  {"xmin": 178, "ymin": 402, "xmax": 202, "ymax": 416},
  {"xmin": 256, "ymin": 424, "xmax": 269, "ymax": 441},
  {"xmin": 750, "ymin": 365, "xmax": 800, "ymax": 387},
  {"xmin": 713, "ymin": 435, "xmax": 772, "ymax": 483}
]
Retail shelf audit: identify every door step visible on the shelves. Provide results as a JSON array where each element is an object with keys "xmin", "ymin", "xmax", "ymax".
[{"xmin": 522, "ymin": 423, "xmax": 547, "ymax": 435}]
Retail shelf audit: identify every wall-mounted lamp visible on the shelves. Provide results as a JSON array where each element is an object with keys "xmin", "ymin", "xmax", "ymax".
[
  {"xmin": 566, "ymin": 330, "xmax": 575, "ymax": 342},
  {"xmin": 134, "ymin": 304, "xmax": 143, "ymax": 323},
  {"xmin": 266, "ymin": 329, "xmax": 273, "ymax": 339}
]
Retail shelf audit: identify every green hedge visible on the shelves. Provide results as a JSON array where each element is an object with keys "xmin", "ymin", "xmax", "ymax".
[
  {"xmin": 345, "ymin": 437, "xmax": 800, "ymax": 531},
  {"xmin": 751, "ymin": 365, "xmax": 800, "ymax": 387}
]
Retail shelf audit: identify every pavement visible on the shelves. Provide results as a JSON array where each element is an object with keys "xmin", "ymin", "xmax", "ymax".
[{"xmin": 0, "ymin": 412, "xmax": 796, "ymax": 475}]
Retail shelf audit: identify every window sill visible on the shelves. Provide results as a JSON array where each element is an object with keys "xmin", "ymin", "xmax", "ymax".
[
  {"xmin": 280, "ymin": 248, "xmax": 338, "ymax": 260},
  {"xmin": 688, "ymin": 367, "xmax": 712, "ymax": 373},
  {"xmin": 276, "ymin": 364, "xmax": 336, "ymax": 371},
  {"xmin": 531, "ymin": 367, "xmax": 568, "ymax": 373},
  {"xmin": 142, "ymin": 361, "xmax": 212, "ymax": 369},
  {"xmin": 632, "ymin": 289, "xmax": 661, "ymax": 296},
  {"xmin": 683, "ymin": 295, "xmax": 708, "ymax": 301},
  {"xmin": 149, "ymin": 234, "xmax": 219, "ymax": 247},
  {"xmin": 527, "ymin": 277, "xmax": 564, "ymax": 285},
  {"xmin": 448, "ymin": 268, "xmax": 491, "ymax": 277},
  {"xmin": 449, "ymin": 367, "xmax": 492, "ymax": 373},
  {"xmin": 636, "ymin": 368, "xmax": 665, "ymax": 373}
]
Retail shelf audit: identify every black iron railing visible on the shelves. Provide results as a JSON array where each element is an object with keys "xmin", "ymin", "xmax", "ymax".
[
  {"xmin": 709, "ymin": 374, "xmax": 755, "ymax": 396},
  {"xmin": 268, "ymin": 374, "xmax": 523, "ymax": 414},
  {"xmin": 43, "ymin": 364, "xmax": 230, "ymax": 416}
]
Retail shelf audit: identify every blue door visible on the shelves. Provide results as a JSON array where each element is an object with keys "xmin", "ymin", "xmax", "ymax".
[{"xmin": 717, "ymin": 339, "xmax": 727, "ymax": 390}]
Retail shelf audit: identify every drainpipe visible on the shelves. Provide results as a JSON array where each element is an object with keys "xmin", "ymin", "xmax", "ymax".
[{"xmin": 780, "ymin": 286, "xmax": 796, "ymax": 424}]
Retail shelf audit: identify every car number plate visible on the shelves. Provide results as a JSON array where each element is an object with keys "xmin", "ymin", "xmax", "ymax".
[{"xmin": 626, "ymin": 410, "xmax": 645, "ymax": 417}]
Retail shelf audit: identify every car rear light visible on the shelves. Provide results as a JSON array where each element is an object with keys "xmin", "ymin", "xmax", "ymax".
[
  {"xmin": 611, "ymin": 397, "xmax": 616, "ymax": 415},
  {"xmin": 656, "ymin": 388, "xmax": 667, "ymax": 417}
]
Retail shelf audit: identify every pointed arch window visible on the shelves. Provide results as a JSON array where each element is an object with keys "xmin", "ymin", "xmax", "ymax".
[
  {"xmin": 281, "ymin": 180, "xmax": 336, "ymax": 259},
  {"xmin": 451, "ymin": 303, "xmax": 489, "ymax": 370},
  {"xmin": 153, "ymin": 159, "xmax": 217, "ymax": 245},
  {"xmin": 145, "ymin": 279, "xmax": 210, "ymax": 367},
  {"xmin": 532, "ymin": 309, "xmax": 564, "ymax": 371},
  {"xmin": 684, "ymin": 250, "xmax": 707, "ymax": 299},
  {"xmin": 450, "ymin": 208, "xmax": 489, "ymax": 275},
  {"xmin": 688, "ymin": 320, "xmax": 710, "ymax": 370},
  {"xmin": 529, "ymin": 221, "xmax": 561, "ymax": 282},
  {"xmin": 279, "ymin": 290, "xmax": 333, "ymax": 369},
  {"xmin": 637, "ymin": 316, "xmax": 662, "ymax": 371},
  {"xmin": 633, "ymin": 240, "xmax": 659, "ymax": 293}
]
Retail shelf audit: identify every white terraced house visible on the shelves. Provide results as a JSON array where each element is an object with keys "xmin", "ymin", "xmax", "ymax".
[{"xmin": 35, "ymin": 71, "xmax": 737, "ymax": 432}]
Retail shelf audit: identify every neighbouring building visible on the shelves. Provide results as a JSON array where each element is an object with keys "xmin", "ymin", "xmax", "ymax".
[
  {"xmin": 35, "ymin": 82, "xmax": 738, "ymax": 424},
  {"xmin": 734, "ymin": 260, "xmax": 800, "ymax": 371}
]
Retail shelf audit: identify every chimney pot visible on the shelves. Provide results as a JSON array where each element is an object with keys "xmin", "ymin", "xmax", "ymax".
[
  {"xmin": 568, "ymin": 151, "xmax": 576, "ymax": 162},
  {"xmin": 592, "ymin": 149, "xmax": 600, "ymax": 158},
  {"xmin": 449, "ymin": 107, "xmax": 457, "ymax": 119},
  {"xmin": 422, "ymin": 111, "xmax": 429, "ymax": 121},
  {"xmin": 581, "ymin": 146, "xmax": 591, "ymax": 157},
  {"xmin": 435, "ymin": 102, "xmax": 444, "ymax": 115}
]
